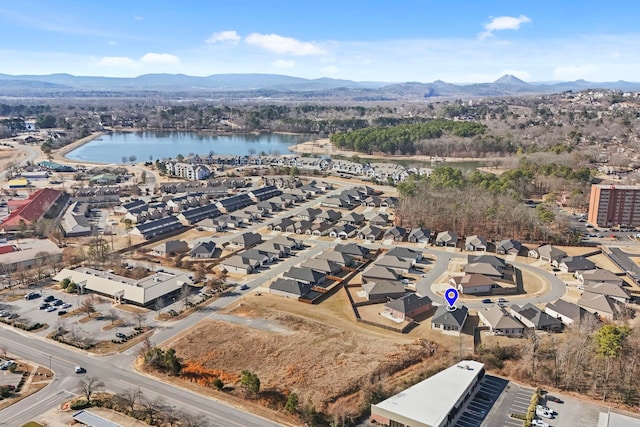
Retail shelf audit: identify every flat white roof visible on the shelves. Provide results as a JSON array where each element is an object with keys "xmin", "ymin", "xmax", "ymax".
[
  {"xmin": 373, "ymin": 360, "xmax": 484, "ymax": 427},
  {"xmin": 599, "ymin": 412, "xmax": 640, "ymax": 427}
]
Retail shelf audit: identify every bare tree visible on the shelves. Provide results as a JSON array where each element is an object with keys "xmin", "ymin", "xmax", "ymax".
[
  {"xmin": 134, "ymin": 312, "xmax": 147, "ymax": 329},
  {"xmin": 117, "ymin": 387, "xmax": 141, "ymax": 414},
  {"xmin": 77, "ymin": 376, "xmax": 105, "ymax": 403},
  {"xmin": 80, "ymin": 298, "xmax": 96, "ymax": 318},
  {"xmin": 179, "ymin": 411, "xmax": 210, "ymax": 427},
  {"xmin": 108, "ymin": 308, "xmax": 119, "ymax": 325}
]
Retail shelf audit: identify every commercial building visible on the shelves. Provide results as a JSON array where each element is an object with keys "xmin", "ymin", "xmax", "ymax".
[
  {"xmin": 588, "ymin": 184, "xmax": 640, "ymax": 227},
  {"xmin": 371, "ymin": 360, "xmax": 485, "ymax": 427},
  {"xmin": 53, "ymin": 267, "xmax": 193, "ymax": 307}
]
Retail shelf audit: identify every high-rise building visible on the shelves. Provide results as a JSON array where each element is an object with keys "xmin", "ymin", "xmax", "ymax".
[{"xmin": 588, "ymin": 184, "xmax": 640, "ymax": 227}]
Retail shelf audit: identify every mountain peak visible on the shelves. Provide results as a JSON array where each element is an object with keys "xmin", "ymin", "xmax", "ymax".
[{"xmin": 494, "ymin": 74, "xmax": 528, "ymax": 85}]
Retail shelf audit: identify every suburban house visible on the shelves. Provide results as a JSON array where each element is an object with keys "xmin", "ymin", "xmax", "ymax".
[
  {"xmin": 383, "ymin": 293, "xmax": 432, "ymax": 321},
  {"xmin": 375, "ymin": 256, "xmax": 414, "ymax": 274},
  {"xmin": 229, "ymin": 232, "xmax": 262, "ymax": 248},
  {"xmin": 478, "ymin": 305, "xmax": 525, "ymax": 337},
  {"xmin": 408, "ymin": 228, "xmax": 431, "ymax": 244},
  {"xmin": 384, "ymin": 226, "xmax": 408, "ymax": 242},
  {"xmin": 583, "ymin": 282, "xmax": 631, "ymax": 303},
  {"xmin": 358, "ymin": 225, "xmax": 385, "ymax": 242},
  {"xmin": 575, "ymin": 269, "xmax": 624, "ymax": 286},
  {"xmin": 496, "ymin": 239, "xmax": 522, "ymax": 256},
  {"xmin": 240, "ymin": 249, "xmax": 273, "ymax": 265},
  {"xmin": 300, "ymin": 258, "xmax": 342, "ymax": 275},
  {"xmin": 435, "ymin": 231, "xmax": 458, "ymax": 247},
  {"xmin": 451, "ymin": 274, "xmax": 496, "ymax": 295},
  {"xmin": 369, "ymin": 213, "xmax": 389, "ymax": 227},
  {"xmin": 254, "ymin": 242, "xmax": 288, "ymax": 259},
  {"xmin": 387, "ymin": 247, "xmax": 424, "ymax": 262},
  {"xmin": 362, "ymin": 266, "xmax": 402, "ymax": 283},
  {"xmin": 286, "ymin": 220, "xmax": 313, "ymax": 234},
  {"xmin": 296, "ymin": 207, "xmax": 322, "ymax": 222},
  {"xmin": 316, "ymin": 209, "xmax": 342, "ymax": 223},
  {"xmin": 334, "ymin": 243, "xmax": 371, "ymax": 259},
  {"xmin": 269, "ymin": 278, "xmax": 312, "ymax": 299},
  {"xmin": 464, "ymin": 263, "xmax": 503, "ymax": 279},
  {"xmin": 283, "ymin": 267, "xmax": 326, "ymax": 286},
  {"xmin": 558, "ymin": 256, "xmax": 596, "ymax": 273},
  {"xmin": 465, "ymin": 235, "xmax": 487, "ymax": 252},
  {"xmin": 578, "ymin": 293, "xmax": 621, "ymax": 320},
  {"xmin": 361, "ymin": 280, "xmax": 406, "ymax": 301},
  {"xmin": 510, "ymin": 303, "xmax": 563, "ymax": 331},
  {"xmin": 532, "ymin": 244, "xmax": 567, "ymax": 264},
  {"xmin": 308, "ymin": 222, "xmax": 334, "ymax": 237},
  {"xmin": 431, "ymin": 305, "xmax": 469, "ymax": 336},
  {"xmin": 316, "ymin": 250, "xmax": 355, "ymax": 267},
  {"xmin": 195, "ymin": 217, "xmax": 225, "ymax": 232},
  {"xmin": 189, "ymin": 241, "xmax": 217, "ymax": 259},
  {"xmin": 151, "ymin": 240, "xmax": 189, "ymax": 257},
  {"xmin": 270, "ymin": 217, "xmax": 294, "ymax": 232},
  {"xmin": 269, "ymin": 235, "xmax": 304, "ymax": 250},
  {"xmin": 248, "ymin": 185, "xmax": 281, "ymax": 202},
  {"xmin": 220, "ymin": 256, "xmax": 260, "ymax": 275},
  {"xmin": 330, "ymin": 224, "xmax": 359, "ymax": 239},
  {"xmin": 339, "ymin": 212, "xmax": 365, "ymax": 226},
  {"xmin": 544, "ymin": 299, "xmax": 596, "ymax": 327}
]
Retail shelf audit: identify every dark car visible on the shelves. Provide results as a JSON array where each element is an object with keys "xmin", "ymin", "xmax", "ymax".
[
  {"xmin": 545, "ymin": 395, "xmax": 564, "ymax": 404},
  {"xmin": 482, "ymin": 298, "xmax": 492, "ymax": 303},
  {"xmin": 7, "ymin": 313, "xmax": 18, "ymax": 319},
  {"xmin": 115, "ymin": 332, "xmax": 126, "ymax": 339},
  {"xmin": 53, "ymin": 299, "xmax": 64, "ymax": 306},
  {"xmin": 57, "ymin": 310, "xmax": 67, "ymax": 316},
  {"xmin": 43, "ymin": 295, "xmax": 55, "ymax": 302},
  {"xmin": 39, "ymin": 303, "xmax": 50, "ymax": 310},
  {"xmin": 25, "ymin": 292, "xmax": 40, "ymax": 300}
]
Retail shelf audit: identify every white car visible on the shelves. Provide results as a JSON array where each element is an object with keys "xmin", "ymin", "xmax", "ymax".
[
  {"xmin": 536, "ymin": 408, "xmax": 554, "ymax": 419},
  {"xmin": 536, "ymin": 404, "xmax": 556, "ymax": 415},
  {"xmin": 532, "ymin": 419, "xmax": 550, "ymax": 427}
]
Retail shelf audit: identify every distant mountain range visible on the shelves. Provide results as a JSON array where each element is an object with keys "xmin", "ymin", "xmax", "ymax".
[{"xmin": 0, "ymin": 72, "xmax": 638, "ymax": 100}]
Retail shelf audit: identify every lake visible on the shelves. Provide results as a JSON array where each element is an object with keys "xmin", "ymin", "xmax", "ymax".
[{"xmin": 66, "ymin": 131, "xmax": 308, "ymax": 164}]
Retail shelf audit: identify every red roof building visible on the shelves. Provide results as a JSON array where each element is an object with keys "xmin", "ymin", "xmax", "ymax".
[
  {"xmin": 1, "ymin": 189, "xmax": 63, "ymax": 231},
  {"xmin": 0, "ymin": 245, "xmax": 15, "ymax": 255}
]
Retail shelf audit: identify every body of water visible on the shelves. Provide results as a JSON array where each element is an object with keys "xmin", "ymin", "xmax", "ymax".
[{"xmin": 66, "ymin": 131, "xmax": 308, "ymax": 164}]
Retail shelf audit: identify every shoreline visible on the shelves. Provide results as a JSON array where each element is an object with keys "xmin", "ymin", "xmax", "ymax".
[{"xmin": 51, "ymin": 130, "xmax": 505, "ymax": 168}]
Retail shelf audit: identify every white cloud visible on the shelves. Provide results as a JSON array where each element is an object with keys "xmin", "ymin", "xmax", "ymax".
[
  {"xmin": 206, "ymin": 30, "xmax": 241, "ymax": 45},
  {"xmin": 108, "ymin": 41, "xmax": 117, "ymax": 46},
  {"xmin": 272, "ymin": 59, "xmax": 295, "ymax": 69},
  {"xmin": 245, "ymin": 33, "xmax": 326, "ymax": 56},
  {"xmin": 133, "ymin": 15, "xmax": 144, "ymax": 21},
  {"xmin": 140, "ymin": 53, "xmax": 180, "ymax": 65},
  {"xmin": 323, "ymin": 65, "xmax": 339, "ymax": 74},
  {"xmin": 98, "ymin": 56, "xmax": 136, "ymax": 67},
  {"xmin": 480, "ymin": 15, "xmax": 531, "ymax": 39}
]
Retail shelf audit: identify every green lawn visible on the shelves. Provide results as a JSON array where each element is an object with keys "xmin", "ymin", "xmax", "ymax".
[{"xmin": 21, "ymin": 422, "xmax": 43, "ymax": 427}]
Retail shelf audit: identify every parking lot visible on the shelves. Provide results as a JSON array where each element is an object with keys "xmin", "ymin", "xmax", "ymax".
[
  {"xmin": 0, "ymin": 287, "xmax": 142, "ymax": 344},
  {"xmin": 454, "ymin": 375, "xmax": 508, "ymax": 427}
]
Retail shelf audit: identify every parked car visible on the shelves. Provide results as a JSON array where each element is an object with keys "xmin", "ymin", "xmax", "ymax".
[
  {"xmin": 498, "ymin": 298, "xmax": 507, "ymax": 303},
  {"xmin": 115, "ymin": 332, "xmax": 126, "ymax": 339},
  {"xmin": 25, "ymin": 292, "xmax": 40, "ymax": 300},
  {"xmin": 536, "ymin": 404, "xmax": 556, "ymax": 415},
  {"xmin": 53, "ymin": 299, "xmax": 64, "ymax": 306},
  {"xmin": 39, "ymin": 303, "xmax": 50, "ymax": 310},
  {"xmin": 45, "ymin": 306, "xmax": 57, "ymax": 312},
  {"xmin": 7, "ymin": 313, "xmax": 18, "ymax": 319},
  {"xmin": 536, "ymin": 408, "xmax": 554, "ymax": 419},
  {"xmin": 74, "ymin": 366, "xmax": 85, "ymax": 374},
  {"xmin": 0, "ymin": 311, "xmax": 9, "ymax": 318},
  {"xmin": 531, "ymin": 420, "xmax": 550, "ymax": 427},
  {"xmin": 545, "ymin": 395, "xmax": 563, "ymax": 404},
  {"xmin": 482, "ymin": 298, "xmax": 492, "ymax": 303},
  {"xmin": 57, "ymin": 310, "xmax": 67, "ymax": 316},
  {"xmin": 240, "ymin": 284, "xmax": 249, "ymax": 291},
  {"xmin": 61, "ymin": 303, "xmax": 72, "ymax": 309},
  {"xmin": 43, "ymin": 295, "xmax": 55, "ymax": 302}
]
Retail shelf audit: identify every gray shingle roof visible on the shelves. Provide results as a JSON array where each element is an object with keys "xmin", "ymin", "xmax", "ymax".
[
  {"xmin": 385, "ymin": 293, "xmax": 432, "ymax": 314},
  {"xmin": 432, "ymin": 305, "xmax": 469, "ymax": 328}
]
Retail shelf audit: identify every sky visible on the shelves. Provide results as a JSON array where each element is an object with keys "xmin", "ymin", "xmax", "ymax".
[{"xmin": 0, "ymin": 0, "xmax": 639, "ymax": 83}]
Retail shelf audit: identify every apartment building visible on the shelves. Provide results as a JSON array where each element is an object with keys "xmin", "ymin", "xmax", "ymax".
[{"xmin": 588, "ymin": 184, "xmax": 640, "ymax": 227}]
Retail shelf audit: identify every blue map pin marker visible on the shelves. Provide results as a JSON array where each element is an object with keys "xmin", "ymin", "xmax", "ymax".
[{"xmin": 445, "ymin": 288, "xmax": 459, "ymax": 311}]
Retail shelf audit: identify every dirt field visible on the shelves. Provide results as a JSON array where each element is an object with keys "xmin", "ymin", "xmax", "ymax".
[{"xmin": 165, "ymin": 292, "xmax": 451, "ymax": 417}]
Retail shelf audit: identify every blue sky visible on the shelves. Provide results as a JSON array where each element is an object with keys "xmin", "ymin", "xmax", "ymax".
[{"xmin": 0, "ymin": 0, "xmax": 639, "ymax": 82}]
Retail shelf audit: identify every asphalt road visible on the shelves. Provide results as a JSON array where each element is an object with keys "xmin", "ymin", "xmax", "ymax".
[{"xmin": 0, "ymin": 325, "xmax": 284, "ymax": 427}]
